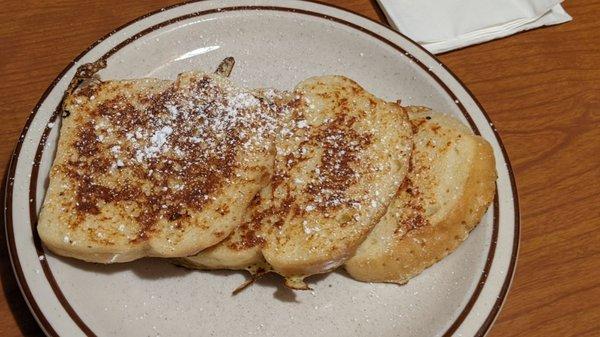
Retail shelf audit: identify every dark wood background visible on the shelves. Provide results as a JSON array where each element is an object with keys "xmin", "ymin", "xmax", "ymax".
[{"xmin": 1, "ymin": 1, "xmax": 598, "ymax": 336}]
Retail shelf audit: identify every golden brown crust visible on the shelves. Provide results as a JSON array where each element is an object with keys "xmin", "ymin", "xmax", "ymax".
[
  {"xmin": 261, "ymin": 76, "xmax": 413, "ymax": 281},
  {"xmin": 345, "ymin": 110, "xmax": 497, "ymax": 284},
  {"xmin": 180, "ymin": 91, "xmax": 304, "ymax": 271},
  {"xmin": 181, "ymin": 185, "xmax": 274, "ymax": 270},
  {"xmin": 38, "ymin": 71, "xmax": 279, "ymax": 263},
  {"xmin": 182, "ymin": 78, "xmax": 414, "ymax": 285}
]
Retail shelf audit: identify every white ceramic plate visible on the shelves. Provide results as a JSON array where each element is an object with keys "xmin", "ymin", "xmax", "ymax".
[{"xmin": 4, "ymin": 1, "xmax": 519, "ymax": 336}]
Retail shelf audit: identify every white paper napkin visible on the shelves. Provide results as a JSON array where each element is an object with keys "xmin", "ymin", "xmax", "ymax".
[{"xmin": 376, "ymin": 0, "xmax": 572, "ymax": 54}]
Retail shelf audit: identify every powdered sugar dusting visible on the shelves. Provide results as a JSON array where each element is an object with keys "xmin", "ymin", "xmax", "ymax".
[{"xmin": 64, "ymin": 72, "xmax": 288, "ymax": 241}]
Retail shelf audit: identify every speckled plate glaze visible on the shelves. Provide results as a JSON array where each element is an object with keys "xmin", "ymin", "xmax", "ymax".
[{"xmin": 4, "ymin": 1, "xmax": 519, "ymax": 336}]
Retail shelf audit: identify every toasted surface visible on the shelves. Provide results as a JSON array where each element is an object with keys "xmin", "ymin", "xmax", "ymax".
[
  {"xmin": 261, "ymin": 76, "xmax": 413, "ymax": 283},
  {"xmin": 38, "ymin": 71, "xmax": 278, "ymax": 263},
  {"xmin": 180, "ymin": 186, "xmax": 273, "ymax": 270},
  {"xmin": 178, "ymin": 91, "xmax": 303, "ymax": 273},
  {"xmin": 344, "ymin": 107, "xmax": 497, "ymax": 284}
]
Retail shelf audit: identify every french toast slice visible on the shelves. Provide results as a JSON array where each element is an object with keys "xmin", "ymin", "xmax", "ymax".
[
  {"xmin": 344, "ymin": 107, "xmax": 497, "ymax": 284},
  {"xmin": 260, "ymin": 76, "xmax": 413, "ymax": 287},
  {"xmin": 38, "ymin": 68, "xmax": 279, "ymax": 263}
]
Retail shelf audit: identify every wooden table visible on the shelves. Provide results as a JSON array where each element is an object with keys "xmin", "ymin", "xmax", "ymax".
[{"xmin": 1, "ymin": 1, "xmax": 598, "ymax": 336}]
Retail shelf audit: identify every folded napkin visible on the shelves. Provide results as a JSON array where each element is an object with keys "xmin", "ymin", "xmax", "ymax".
[{"xmin": 376, "ymin": 0, "xmax": 572, "ymax": 54}]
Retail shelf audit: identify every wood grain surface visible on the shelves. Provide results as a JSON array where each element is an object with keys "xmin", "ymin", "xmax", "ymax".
[{"xmin": 1, "ymin": 1, "xmax": 598, "ymax": 336}]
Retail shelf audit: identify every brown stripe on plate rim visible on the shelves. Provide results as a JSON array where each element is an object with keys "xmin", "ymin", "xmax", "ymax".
[
  {"xmin": 2, "ymin": 3, "xmax": 178, "ymax": 335},
  {"xmin": 442, "ymin": 192, "xmax": 499, "ymax": 337},
  {"xmin": 4, "ymin": 124, "xmax": 59, "ymax": 337},
  {"xmin": 437, "ymin": 53, "xmax": 521, "ymax": 337},
  {"xmin": 4, "ymin": 2, "xmax": 520, "ymax": 336},
  {"xmin": 28, "ymin": 107, "xmax": 96, "ymax": 336}
]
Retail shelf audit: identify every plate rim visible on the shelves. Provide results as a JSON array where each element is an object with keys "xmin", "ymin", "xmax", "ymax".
[{"xmin": 3, "ymin": 1, "xmax": 520, "ymax": 336}]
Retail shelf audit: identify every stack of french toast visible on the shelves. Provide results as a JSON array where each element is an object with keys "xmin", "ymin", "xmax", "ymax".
[{"xmin": 38, "ymin": 58, "xmax": 496, "ymax": 290}]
